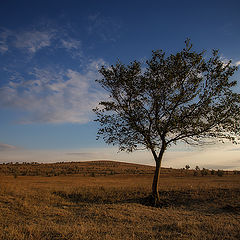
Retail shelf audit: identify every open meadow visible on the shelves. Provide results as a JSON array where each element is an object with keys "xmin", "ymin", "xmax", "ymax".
[{"xmin": 0, "ymin": 161, "xmax": 240, "ymax": 240}]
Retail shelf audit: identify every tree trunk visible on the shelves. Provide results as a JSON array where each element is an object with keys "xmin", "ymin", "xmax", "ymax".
[
  {"xmin": 152, "ymin": 158, "xmax": 161, "ymax": 205},
  {"xmin": 151, "ymin": 145, "xmax": 165, "ymax": 206}
]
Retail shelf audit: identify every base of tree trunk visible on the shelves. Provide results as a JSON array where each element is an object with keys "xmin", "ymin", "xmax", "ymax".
[
  {"xmin": 142, "ymin": 193, "xmax": 163, "ymax": 207},
  {"xmin": 151, "ymin": 193, "xmax": 161, "ymax": 207}
]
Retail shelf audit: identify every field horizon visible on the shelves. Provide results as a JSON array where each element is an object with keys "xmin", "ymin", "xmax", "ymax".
[
  {"xmin": 1, "ymin": 160, "xmax": 240, "ymax": 239},
  {"xmin": 1, "ymin": 159, "xmax": 238, "ymax": 176}
]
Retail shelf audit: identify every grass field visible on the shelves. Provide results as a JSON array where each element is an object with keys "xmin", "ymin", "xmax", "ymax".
[{"xmin": 0, "ymin": 161, "xmax": 240, "ymax": 239}]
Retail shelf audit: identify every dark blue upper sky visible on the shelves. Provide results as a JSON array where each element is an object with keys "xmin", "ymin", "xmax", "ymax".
[
  {"xmin": 1, "ymin": 0, "xmax": 240, "ymax": 61},
  {"xmin": 0, "ymin": 0, "xmax": 240, "ymax": 167}
]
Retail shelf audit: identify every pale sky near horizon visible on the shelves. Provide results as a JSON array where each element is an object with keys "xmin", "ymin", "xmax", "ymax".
[{"xmin": 0, "ymin": 0, "xmax": 240, "ymax": 169}]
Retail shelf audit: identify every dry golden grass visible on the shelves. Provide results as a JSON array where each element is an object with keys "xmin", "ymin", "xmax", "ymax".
[{"xmin": 0, "ymin": 162, "xmax": 240, "ymax": 239}]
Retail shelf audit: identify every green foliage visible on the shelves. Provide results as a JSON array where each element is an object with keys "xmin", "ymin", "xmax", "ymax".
[
  {"xmin": 217, "ymin": 169, "xmax": 224, "ymax": 177},
  {"xmin": 185, "ymin": 165, "xmax": 190, "ymax": 170},
  {"xmin": 195, "ymin": 166, "xmax": 200, "ymax": 171},
  {"xmin": 211, "ymin": 169, "xmax": 215, "ymax": 175},
  {"xmin": 94, "ymin": 39, "xmax": 240, "ymax": 160},
  {"xmin": 94, "ymin": 39, "xmax": 240, "ymax": 202},
  {"xmin": 201, "ymin": 168, "xmax": 208, "ymax": 176},
  {"xmin": 193, "ymin": 171, "xmax": 198, "ymax": 177}
]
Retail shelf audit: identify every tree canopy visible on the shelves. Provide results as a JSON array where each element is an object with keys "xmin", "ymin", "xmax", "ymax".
[{"xmin": 94, "ymin": 40, "xmax": 240, "ymax": 204}]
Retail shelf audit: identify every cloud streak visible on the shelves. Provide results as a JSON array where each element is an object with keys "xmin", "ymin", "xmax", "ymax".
[
  {"xmin": 0, "ymin": 143, "xmax": 17, "ymax": 151},
  {"xmin": 0, "ymin": 26, "xmax": 82, "ymax": 57},
  {"xmin": 87, "ymin": 13, "xmax": 121, "ymax": 42},
  {"xmin": 0, "ymin": 145, "xmax": 239, "ymax": 170},
  {"xmin": 0, "ymin": 23, "xmax": 109, "ymax": 124},
  {"xmin": 0, "ymin": 28, "xmax": 11, "ymax": 54},
  {"xmin": 14, "ymin": 30, "xmax": 54, "ymax": 53},
  {"xmin": 0, "ymin": 59, "xmax": 106, "ymax": 124}
]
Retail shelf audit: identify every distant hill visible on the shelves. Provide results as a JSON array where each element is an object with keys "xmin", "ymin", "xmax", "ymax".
[
  {"xmin": 0, "ymin": 160, "xmax": 155, "ymax": 177},
  {"xmin": 0, "ymin": 160, "xmax": 237, "ymax": 177}
]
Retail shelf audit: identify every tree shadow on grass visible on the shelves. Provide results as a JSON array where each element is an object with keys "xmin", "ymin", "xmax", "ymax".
[
  {"xmin": 153, "ymin": 189, "xmax": 240, "ymax": 215},
  {"xmin": 53, "ymin": 190, "xmax": 147, "ymax": 205},
  {"xmin": 53, "ymin": 188, "xmax": 240, "ymax": 215}
]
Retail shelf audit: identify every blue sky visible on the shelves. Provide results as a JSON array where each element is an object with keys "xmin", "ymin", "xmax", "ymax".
[{"xmin": 1, "ymin": 0, "xmax": 240, "ymax": 169}]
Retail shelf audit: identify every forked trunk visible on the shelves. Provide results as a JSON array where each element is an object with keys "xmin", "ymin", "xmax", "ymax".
[
  {"xmin": 151, "ymin": 145, "xmax": 165, "ymax": 206},
  {"xmin": 152, "ymin": 159, "xmax": 161, "ymax": 205}
]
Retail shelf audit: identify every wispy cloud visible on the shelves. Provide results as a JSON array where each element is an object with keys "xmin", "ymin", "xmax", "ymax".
[
  {"xmin": 0, "ymin": 28, "xmax": 54, "ymax": 55},
  {"xmin": 163, "ymin": 143, "xmax": 240, "ymax": 170},
  {"xmin": 0, "ymin": 28, "xmax": 11, "ymax": 54},
  {"xmin": 235, "ymin": 60, "xmax": 240, "ymax": 66},
  {"xmin": 1, "ymin": 145, "xmax": 239, "ymax": 170},
  {"xmin": 60, "ymin": 38, "xmax": 81, "ymax": 50},
  {"xmin": 14, "ymin": 30, "xmax": 54, "ymax": 53},
  {"xmin": 0, "ymin": 142, "xmax": 17, "ymax": 151},
  {"xmin": 0, "ymin": 22, "xmax": 110, "ymax": 124},
  {"xmin": 87, "ymin": 13, "xmax": 121, "ymax": 42},
  {"xmin": 219, "ymin": 56, "xmax": 240, "ymax": 68},
  {"xmin": 226, "ymin": 147, "xmax": 240, "ymax": 151},
  {"xmin": 0, "ymin": 26, "xmax": 82, "ymax": 57},
  {"xmin": 60, "ymin": 38, "xmax": 82, "ymax": 58},
  {"xmin": 0, "ymin": 59, "xmax": 106, "ymax": 124},
  {"xmin": 65, "ymin": 152, "xmax": 109, "ymax": 160}
]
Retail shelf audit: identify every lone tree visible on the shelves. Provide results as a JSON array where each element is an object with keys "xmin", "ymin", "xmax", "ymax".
[
  {"xmin": 93, "ymin": 40, "xmax": 240, "ymax": 205},
  {"xmin": 185, "ymin": 165, "xmax": 190, "ymax": 170}
]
